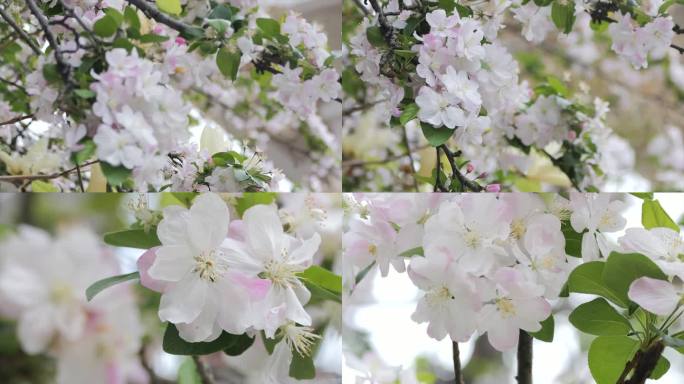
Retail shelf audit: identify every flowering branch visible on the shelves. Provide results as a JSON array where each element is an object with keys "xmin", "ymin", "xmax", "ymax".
[
  {"xmin": 516, "ymin": 331, "xmax": 532, "ymax": 384},
  {"xmin": 0, "ymin": 6, "xmax": 41, "ymax": 55},
  {"xmin": 617, "ymin": 341, "xmax": 665, "ymax": 384},
  {"xmin": 0, "ymin": 115, "xmax": 33, "ymax": 126},
  {"xmin": 437, "ymin": 145, "xmax": 483, "ymax": 192},
  {"xmin": 0, "ymin": 160, "xmax": 99, "ymax": 183},
  {"xmin": 25, "ymin": 0, "xmax": 72, "ymax": 85},
  {"xmin": 125, "ymin": 0, "xmax": 198, "ymax": 37}
]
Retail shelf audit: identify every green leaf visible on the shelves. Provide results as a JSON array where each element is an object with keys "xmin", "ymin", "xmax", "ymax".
[
  {"xmin": 136, "ymin": 34, "xmax": 170, "ymax": 43},
  {"xmin": 529, "ymin": 315, "xmax": 554, "ymax": 342},
  {"xmin": 651, "ymin": 356, "xmax": 670, "ymax": 379},
  {"xmin": 366, "ymin": 26, "xmax": 387, "ymax": 48},
  {"xmin": 30, "ymin": 180, "xmax": 58, "ymax": 192},
  {"xmin": 86, "ymin": 272, "xmax": 139, "ymax": 301},
  {"xmin": 588, "ymin": 336, "xmax": 639, "ymax": 384},
  {"xmin": 206, "ymin": 19, "xmax": 233, "ymax": 35},
  {"xmin": 103, "ymin": 229, "xmax": 161, "ymax": 249},
  {"xmin": 421, "ymin": 122, "xmax": 454, "ymax": 147},
  {"xmin": 163, "ymin": 324, "xmax": 251, "ymax": 355},
  {"xmin": 208, "ymin": 4, "xmax": 233, "ymax": 20},
  {"xmin": 398, "ymin": 247, "xmax": 424, "ymax": 257},
  {"xmin": 124, "ymin": 6, "xmax": 141, "ymax": 30},
  {"xmin": 566, "ymin": 261, "xmax": 626, "ymax": 307},
  {"xmin": 235, "ymin": 193, "xmax": 277, "ymax": 216},
  {"xmin": 642, "ymin": 199, "xmax": 679, "ymax": 232},
  {"xmin": 551, "ymin": 2, "xmax": 576, "ymax": 34},
  {"xmin": 602, "ymin": 252, "xmax": 668, "ymax": 307},
  {"xmin": 569, "ymin": 298, "xmax": 631, "ymax": 335},
  {"xmin": 177, "ymin": 358, "xmax": 201, "ymax": 384},
  {"xmin": 303, "ymin": 280, "xmax": 341, "ymax": 303},
  {"xmin": 298, "ymin": 265, "xmax": 342, "ymax": 294},
  {"xmin": 289, "ymin": 348, "xmax": 316, "ymax": 380},
  {"xmin": 631, "ymin": 192, "xmax": 653, "ymax": 200},
  {"xmin": 156, "ymin": 0, "xmax": 182, "ymax": 15},
  {"xmin": 399, "ymin": 103, "xmax": 419, "ymax": 126},
  {"xmin": 659, "ymin": 0, "xmax": 684, "ymax": 14},
  {"xmin": 561, "ymin": 220, "xmax": 582, "ymax": 258},
  {"xmin": 104, "ymin": 8, "xmax": 124, "ymax": 25},
  {"xmin": 223, "ymin": 333, "xmax": 255, "ymax": 356},
  {"xmin": 93, "ymin": 15, "xmax": 118, "ymax": 37},
  {"xmin": 216, "ymin": 47, "xmax": 241, "ymax": 81},
  {"xmin": 71, "ymin": 139, "xmax": 95, "ymax": 164},
  {"xmin": 355, "ymin": 261, "xmax": 376, "ymax": 285},
  {"xmin": 256, "ymin": 18, "xmax": 281, "ymax": 38},
  {"xmin": 100, "ymin": 162, "xmax": 131, "ymax": 187},
  {"xmin": 438, "ymin": 0, "xmax": 456, "ymax": 13},
  {"xmin": 262, "ymin": 333, "xmax": 283, "ymax": 355},
  {"xmin": 74, "ymin": 89, "xmax": 96, "ymax": 99}
]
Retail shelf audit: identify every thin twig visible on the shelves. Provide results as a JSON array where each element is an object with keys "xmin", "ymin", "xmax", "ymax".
[
  {"xmin": 126, "ymin": 0, "xmax": 198, "ymax": 36},
  {"xmin": 192, "ymin": 356, "xmax": 215, "ymax": 384},
  {"xmin": 0, "ymin": 160, "xmax": 99, "ymax": 183},
  {"xmin": 25, "ymin": 0, "xmax": 72, "ymax": 84},
  {"xmin": 0, "ymin": 7, "xmax": 41, "ymax": 55},
  {"xmin": 0, "ymin": 115, "xmax": 34, "ymax": 126},
  {"xmin": 401, "ymin": 124, "xmax": 419, "ymax": 191},
  {"xmin": 452, "ymin": 341, "xmax": 464, "ymax": 384},
  {"xmin": 516, "ymin": 331, "xmax": 533, "ymax": 384},
  {"xmin": 439, "ymin": 144, "xmax": 483, "ymax": 192}
]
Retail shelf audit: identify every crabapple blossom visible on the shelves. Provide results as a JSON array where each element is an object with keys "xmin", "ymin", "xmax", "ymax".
[
  {"xmin": 148, "ymin": 193, "xmax": 267, "ymax": 340},
  {"xmin": 220, "ymin": 203, "xmax": 322, "ymax": 336},
  {"xmin": 569, "ymin": 193, "xmax": 626, "ymax": 261},
  {"xmin": 478, "ymin": 267, "xmax": 551, "ymax": 351},
  {"xmin": 408, "ymin": 250, "xmax": 481, "ymax": 342},
  {"xmin": 618, "ymin": 227, "xmax": 684, "ymax": 279}
]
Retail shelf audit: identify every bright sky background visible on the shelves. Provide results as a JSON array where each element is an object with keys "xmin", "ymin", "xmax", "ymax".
[{"xmin": 343, "ymin": 193, "xmax": 684, "ymax": 384}]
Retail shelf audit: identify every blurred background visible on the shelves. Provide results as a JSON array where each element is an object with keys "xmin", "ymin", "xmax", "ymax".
[
  {"xmin": 0, "ymin": 193, "xmax": 342, "ymax": 384},
  {"xmin": 342, "ymin": 193, "xmax": 684, "ymax": 384}
]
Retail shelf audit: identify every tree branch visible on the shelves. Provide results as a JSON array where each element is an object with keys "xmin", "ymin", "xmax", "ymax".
[
  {"xmin": 452, "ymin": 341, "xmax": 464, "ymax": 384},
  {"xmin": 192, "ymin": 356, "xmax": 215, "ymax": 384},
  {"xmin": 0, "ymin": 115, "xmax": 34, "ymax": 126},
  {"xmin": 438, "ymin": 144, "xmax": 483, "ymax": 192},
  {"xmin": 0, "ymin": 160, "xmax": 99, "ymax": 183},
  {"xmin": 126, "ymin": 0, "xmax": 199, "ymax": 37},
  {"xmin": 516, "ymin": 331, "xmax": 533, "ymax": 384},
  {"xmin": 25, "ymin": 0, "xmax": 72, "ymax": 84},
  {"xmin": 0, "ymin": 6, "xmax": 41, "ymax": 55},
  {"xmin": 623, "ymin": 342, "xmax": 665, "ymax": 384},
  {"xmin": 401, "ymin": 125, "xmax": 419, "ymax": 191}
]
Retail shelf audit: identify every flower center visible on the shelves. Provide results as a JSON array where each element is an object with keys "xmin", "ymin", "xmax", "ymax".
[
  {"xmin": 463, "ymin": 231, "xmax": 482, "ymax": 249},
  {"xmin": 425, "ymin": 285, "xmax": 453, "ymax": 305},
  {"xmin": 263, "ymin": 249, "xmax": 300, "ymax": 288},
  {"xmin": 193, "ymin": 249, "xmax": 227, "ymax": 282},
  {"xmin": 509, "ymin": 219, "xmax": 526, "ymax": 240},
  {"xmin": 368, "ymin": 243, "xmax": 377, "ymax": 256},
  {"xmin": 50, "ymin": 282, "xmax": 74, "ymax": 304},
  {"xmin": 280, "ymin": 322, "xmax": 321, "ymax": 357},
  {"xmin": 495, "ymin": 297, "xmax": 516, "ymax": 318}
]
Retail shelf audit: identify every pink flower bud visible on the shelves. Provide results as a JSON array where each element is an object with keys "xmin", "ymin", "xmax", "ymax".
[
  {"xmin": 476, "ymin": 172, "xmax": 488, "ymax": 180},
  {"xmin": 567, "ymin": 130, "xmax": 577, "ymax": 141},
  {"xmin": 175, "ymin": 36, "xmax": 187, "ymax": 45},
  {"xmin": 485, "ymin": 184, "xmax": 501, "ymax": 192},
  {"xmin": 466, "ymin": 163, "xmax": 474, "ymax": 173}
]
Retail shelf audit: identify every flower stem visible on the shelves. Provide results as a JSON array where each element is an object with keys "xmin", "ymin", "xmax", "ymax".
[
  {"xmin": 192, "ymin": 356, "xmax": 215, "ymax": 384},
  {"xmin": 516, "ymin": 331, "xmax": 533, "ymax": 384},
  {"xmin": 452, "ymin": 341, "xmax": 464, "ymax": 384}
]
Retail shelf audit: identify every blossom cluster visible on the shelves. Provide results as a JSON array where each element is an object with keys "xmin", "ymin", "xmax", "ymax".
[
  {"xmin": 0, "ymin": 226, "xmax": 144, "ymax": 384},
  {"xmin": 343, "ymin": 193, "xmax": 631, "ymax": 351},
  {"xmin": 0, "ymin": 1, "xmax": 340, "ymax": 192},
  {"xmin": 608, "ymin": 12, "xmax": 675, "ymax": 70},
  {"xmin": 137, "ymin": 193, "xmax": 328, "ymax": 379}
]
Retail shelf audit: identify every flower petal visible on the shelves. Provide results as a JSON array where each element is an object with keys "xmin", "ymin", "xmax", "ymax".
[
  {"xmin": 188, "ymin": 193, "xmax": 230, "ymax": 251},
  {"xmin": 148, "ymin": 245, "xmax": 193, "ymax": 282},
  {"xmin": 628, "ymin": 277, "xmax": 679, "ymax": 316},
  {"xmin": 158, "ymin": 275, "xmax": 208, "ymax": 324},
  {"xmin": 242, "ymin": 204, "xmax": 284, "ymax": 262}
]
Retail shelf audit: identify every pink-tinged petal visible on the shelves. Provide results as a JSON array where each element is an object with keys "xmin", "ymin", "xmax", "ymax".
[
  {"xmin": 229, "ymin": 271, "xmax": 271, "ymax": 300},
  {"xmin": 228, "ymin": 220, "xmax": 246, "ymax": 241},
  {"xmin": 105, "ymin": 362, "xmax": 122, "ymax": 384},
  {"xmin": 628, "ymin": 277, "xmax": 680, "ymax": 316},
  {"xmin": 137, "ymin": 247, "xmax": 168, "ymax": 292}
]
